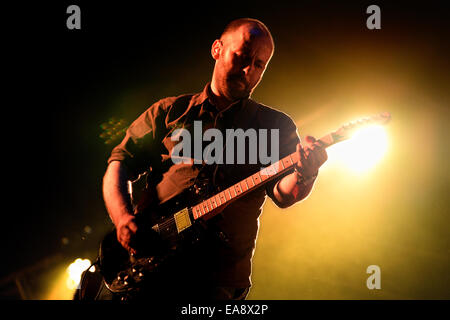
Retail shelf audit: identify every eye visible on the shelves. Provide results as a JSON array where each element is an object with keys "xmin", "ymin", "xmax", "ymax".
[
  {"xmin": 255, "ymin": 62, "xmax": 264, "ymax": 69},
  {"xmin": 254, "ymin": 59, "xmax": 266, "ymax": 69}
]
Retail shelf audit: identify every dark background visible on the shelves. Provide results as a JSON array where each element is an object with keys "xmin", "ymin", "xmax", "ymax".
[{"xmin": 3, "ymin": 1, "xmax": 449, "ymax": 299}]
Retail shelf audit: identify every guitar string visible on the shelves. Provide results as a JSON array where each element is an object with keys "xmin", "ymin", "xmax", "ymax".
[
  {"xmin": 156, "ymin": 164, "xmax": 290, "ymax": 231},
  {"xmin": 155, "ymin": 154, "xmax": 296, "ymax": 233}
]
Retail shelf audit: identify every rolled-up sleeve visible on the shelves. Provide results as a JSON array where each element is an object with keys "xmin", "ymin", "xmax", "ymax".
[
  {"xmin": 108, "ymin": 100, "xmax": 169, "ymax": 180},
  {"xmin": 264, "ymin": 111, "xmax": 301, "ymax": 204}
]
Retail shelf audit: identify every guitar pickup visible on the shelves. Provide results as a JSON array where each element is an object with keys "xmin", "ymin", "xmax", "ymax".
[{"xmin": 174, "ymin": 208, "xmax": 192, "ymax": 233}]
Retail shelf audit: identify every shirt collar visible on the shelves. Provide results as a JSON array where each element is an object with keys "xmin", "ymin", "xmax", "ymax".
[
  {"xmin": 193, "ymin": 82, "xmax": 249, "ymax": 117},
  {"xmin": 190, "ymin": 83, "xmax": 210, "ymax": 107}
]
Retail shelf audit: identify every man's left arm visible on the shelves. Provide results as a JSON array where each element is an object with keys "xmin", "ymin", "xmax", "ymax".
[{"xmin": 272, "ymin": 136, "xmax": 328, "ymax": 208}]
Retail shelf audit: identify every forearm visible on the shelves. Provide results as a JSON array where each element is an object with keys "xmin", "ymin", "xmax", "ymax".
[
  {"xmin": 272, "ymin": 171, "xmax": 316, "ymax": 208},
  {"xmin": 102, "ymin": 161, "xmax": 134, "ymax": 226}
]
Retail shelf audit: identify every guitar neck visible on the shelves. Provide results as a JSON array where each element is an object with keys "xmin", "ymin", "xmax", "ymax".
[
  {"xmin": 190, "ymin": 152, "xmax": 298, "ymax": 220},
  {"xmin": 190, "ymin": 132, "xmax": 342, "ymax": 220}
]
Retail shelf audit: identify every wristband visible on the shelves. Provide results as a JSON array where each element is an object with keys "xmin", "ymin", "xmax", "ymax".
[{"xmin": 294, "ymin": 167, "xmax": 318, "ymax": 186}]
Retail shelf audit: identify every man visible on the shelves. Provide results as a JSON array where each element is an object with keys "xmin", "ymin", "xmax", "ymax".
[{"xmin": 100, "ymin": 18, "xmax": 327, "ymax": 300}]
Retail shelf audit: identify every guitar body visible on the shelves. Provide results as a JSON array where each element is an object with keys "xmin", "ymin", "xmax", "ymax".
[{"xmin": 97, "ymin": 184, "xmax": 226, "ymax": 299}]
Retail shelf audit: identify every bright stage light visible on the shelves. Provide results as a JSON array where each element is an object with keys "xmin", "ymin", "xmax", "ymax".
[
  {"xmin": 327, "ymin": 125, "xmax": 388, "ymax": 173},
  {"xmin": 45, "ymin": 258, "xmax": 95, "ymax": 299},
  {"xmin": 66, "ymin": 258, "xmax": 93, "ymax": 290}
]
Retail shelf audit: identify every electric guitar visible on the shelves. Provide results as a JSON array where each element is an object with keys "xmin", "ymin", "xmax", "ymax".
[{"xmin": 97, "ymin": 112, "xmax": 391, "ymax": 297}]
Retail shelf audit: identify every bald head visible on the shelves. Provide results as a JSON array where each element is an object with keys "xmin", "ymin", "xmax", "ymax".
[
  {"xmin": 210, "ymin": 18, "xmax": 274, "ymax": 105},
  {"xmin": 220, "ymin": 18, "xmax": 274, "ymax": 52}
]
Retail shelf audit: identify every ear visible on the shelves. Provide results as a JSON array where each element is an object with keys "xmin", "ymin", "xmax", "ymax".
[{"xmin": 211, "ymin": 39, "xmax": 222, "ymax": 60}]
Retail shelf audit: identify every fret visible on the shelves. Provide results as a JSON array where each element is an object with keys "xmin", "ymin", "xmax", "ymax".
[
  {"xmin": 265, "ymin": 164, "xmax": 277, "ymax": 177},
  {"xmin": 253, "ymin": 172, "xmax": 261, "ymax": 185},
  {"xmin": 279, "ymin": 158, "xmax": 286, "ymax": 170},
  {"xmin": 226, "ymin": 189, "xmax": 232, "ymax": 200},
  {"xmin": 199, "ymin": 202, "xmax": 205, "ymax": 217},
  {"xmin": 250, "ymin": 175, "xmax": 256, "ymax": 186},
  {"xmin": 287, "ymin": 155, "xmax": 294, "ymax": 166},
  {"xmin": 265, "ymin": 165, "xmax": 273, "ymax": 176},
  {"xmin": 243, "ymin": 179, "xmax": 249, "ymax": 191},
  {"xmin": 235, "ymin": 183, "xmax": 242, "ymax": 195},
  {"xmin": 216, "ymin": 194, "xmax": 222, "ymax": 206},
  {"xmin": 227, "ymin": 187, "xmax": 233, "ymax": 197},
  {"xmin": 282, "ymin": 156, "xmax": 291, "ymax": 168},
  {"xmin": 232, "ymin": 186, "xmax": 237, "ymax": 197},
  {"xmin": 247, "ymin": 177, "xmax": 255, "ymax": 188},
  {"xmin": 194, "ymin": 206, "xmax": 200, "ymax": 219},
  {"xmin": 207, "ymin": 198, "xmax": 212, "ymax": 210},
  {"xmin": 207, "ymin": 198, "xmax": 213, "ymax": 210},
  {"xmin": 282, "ymin": 157, "xmax": 289, "ymax": 168},
  {"xmin": 210, "ymin": 197, "xmax": 216, "ymax": 209},
  {"xmin": 275, "ymin": 161, "xmax": 283, "ymax": 172},
  {"xmin": 260, "ymin": 168, "xmax": 269, "ymax": 181},
  {"xmin": 203, "ymin": 201, "xmax": 209, "ymax": 214},
  {"xmin": 290, "ymin": 151, "xmax": 300, "ymax": 163},
  {"xmin": 219, "ymin": 191, "xmax": 227, "ymax": 204},
  {"xmin": 207, "ymin": 199, "xmax": 212, "ymax": 210}
]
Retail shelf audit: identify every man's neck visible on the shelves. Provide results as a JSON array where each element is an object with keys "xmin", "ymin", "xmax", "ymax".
[{"xmin": 209, "ymin": 82, "xmax": 234, "ymax": 112}]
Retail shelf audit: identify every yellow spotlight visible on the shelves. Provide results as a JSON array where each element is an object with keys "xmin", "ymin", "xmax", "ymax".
[
  {"xmin": 328, "ymin": 125, "xmax": 388, "ymax": 173},
  {"xmin": 66, "ymin": 258, "xmax": 93, "ymax": 290}
]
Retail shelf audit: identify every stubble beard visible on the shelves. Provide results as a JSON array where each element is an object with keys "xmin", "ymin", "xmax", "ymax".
[{"xmin": 224, "ymin": 75, "xmax": 252, "ymax": 101}]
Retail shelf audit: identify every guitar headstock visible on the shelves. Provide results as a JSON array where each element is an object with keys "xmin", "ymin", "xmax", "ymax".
[
  {"xmin": 332, "ymin": 112, "xmax": 391, "ymax": 144},
  {"xmin": 318, "ymin": 112, "xmax": 391, "ymax": 148},
  {"xmin": 99, "ymin": 117, "xmax": 129, "ymax": 145}
]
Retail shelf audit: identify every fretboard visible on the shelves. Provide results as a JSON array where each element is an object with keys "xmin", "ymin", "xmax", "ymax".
[{"xmin": 191, "ymin": 151, "xmax": 300, "ymax": 220}]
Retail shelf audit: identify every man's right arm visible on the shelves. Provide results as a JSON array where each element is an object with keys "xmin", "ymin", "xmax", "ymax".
[{"xmin": 103, "ymin": 160, "xmax": 138, "ymax": 253}]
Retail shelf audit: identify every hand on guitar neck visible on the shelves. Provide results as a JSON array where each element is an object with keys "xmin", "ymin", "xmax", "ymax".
[{"xmin": 272, "ymin": 136, "xmax": 328, "ymax": 208}]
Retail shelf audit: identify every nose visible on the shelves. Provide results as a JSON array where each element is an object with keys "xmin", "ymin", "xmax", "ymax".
[{"xmin": 242, "ymin": 64, "xmax": 252, "ymax": 76}]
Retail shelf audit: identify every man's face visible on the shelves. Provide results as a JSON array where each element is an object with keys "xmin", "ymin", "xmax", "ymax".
[{"xmin": 212, "ymin": 26, "xmax": 273, "ymax": 101}]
